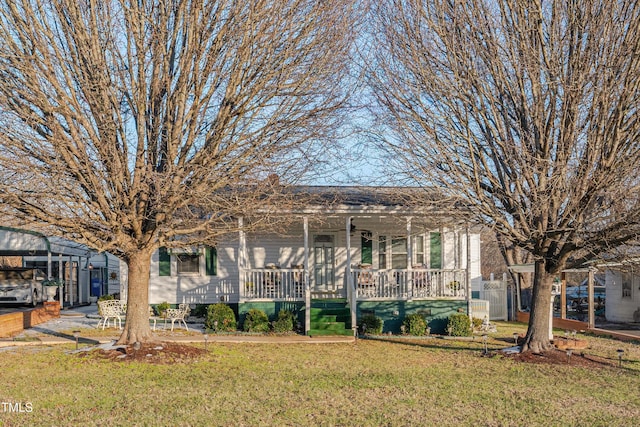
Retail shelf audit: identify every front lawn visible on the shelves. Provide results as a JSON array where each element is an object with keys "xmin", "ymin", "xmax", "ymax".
[{"xmin": 0, "ymin": 322, "xmax": 638, "ymax": 426}]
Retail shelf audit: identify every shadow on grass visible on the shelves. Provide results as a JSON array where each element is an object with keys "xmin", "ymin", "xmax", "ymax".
[
  {"xmin": 30, "ymin": 326, "xmax": 102, "ymax": 346},
  {"xmin": 359, "ymin": 334, "xmax": 498, "ymax": 354},
  {"xmin": 363, "ymin": 335, "xmax": 640, "ymax": 373}
]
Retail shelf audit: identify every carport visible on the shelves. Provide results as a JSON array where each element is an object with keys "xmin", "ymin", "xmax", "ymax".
[
  {"xmin": 509, "ymin": 263, "xmax": 600, "ymax": 329},
  {"xmin": 0, "ymin": 226, "xmax": 94, "ymax": 307}
]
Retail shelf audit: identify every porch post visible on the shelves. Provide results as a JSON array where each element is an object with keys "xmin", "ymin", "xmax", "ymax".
[
  {"xmin": 346, "ymin": 216, "xmax": 356, "ymax": 333},
  {"xmin": 466, "ymin": 225, "xmax": 472, "ymax": 319},
  {"xmin": 78, "ymin": 256, "xmax": 83, "ymax": 304},
  {"xmin": 238, "ymin": 217, "xmax": 245, "ymax": 302},
  {"xmin": 587, "ymin": 268, "xmax": 595, "ymax": 329},
  {"xmin": 406, "ymin": 217, "xmax": 413, "ymax": 266},
  {"xmin": 406, "ymin": 217, "xmax": 412, "ymax": 298},
  {"xmin": 47, "ymin": 251, "xmax": 52, "ymax": 280},
  {"xmin": 58, "ymin": 254, "xmax": 63, "ymax": 306},
  {"xmin": 304, "ymin": 216, "xmax": 310, "ymax": 334},
  {"xmin": 560, "ymin": 271, "xmax": 567, "ymax": 320}
]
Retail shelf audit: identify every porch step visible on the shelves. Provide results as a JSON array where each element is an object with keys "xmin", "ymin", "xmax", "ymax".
[
  {"xmin": 308, "ymin": 299, "xmax": 351, "ymax": 337},
  {"xmin": 308, "ymin": 328, "xmax": 354, "ymax": 337},
  {"xmin": 311, "ymin": 298, "xmax": 348, "ymax": 309}
]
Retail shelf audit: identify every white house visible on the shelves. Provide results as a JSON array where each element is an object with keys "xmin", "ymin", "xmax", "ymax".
[
  {"xmin": 147, "ymin": 187, "xmax": 482, "ymax": 335},
  {"xmin": 604, "ymin": 262, "xmax": 640, "ymax": 323}
]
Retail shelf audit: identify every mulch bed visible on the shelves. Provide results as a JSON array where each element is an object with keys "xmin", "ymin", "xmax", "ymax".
[
  {"xmin": 500, "ymin": 348, "xmax": 618, "ymax": 369},
  {"xmin": 80, "ymin": 341, "xmax": 208, "ymax": 364},
  {"xmin": 80, "ymin": 339, "xmax": 618, "ymax": 369}
]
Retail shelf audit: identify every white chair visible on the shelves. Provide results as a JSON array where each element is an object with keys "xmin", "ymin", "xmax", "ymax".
[
  {"xmin": 97, "ymin": 299, "xmax": 125, "ymax": 330},
  {"xmin": 164, "ymin": 303, "xmax": 190, "ymax": 331}
]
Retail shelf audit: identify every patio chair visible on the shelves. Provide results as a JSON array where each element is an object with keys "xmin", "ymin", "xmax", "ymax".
[
  {"xmin": 164, "ymin": 303, "xmax": 190, "ymax": 331},
  {"xmin": 97, "ymin": 299, "xmax": 125, "ymax": 330}
]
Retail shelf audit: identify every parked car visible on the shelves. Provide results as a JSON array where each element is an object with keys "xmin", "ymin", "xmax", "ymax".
[
  {"xmin": 0, "ymin": 268, "xmax": 47, "ymax": 306},
  {"xmin": 566, "ymin": 285, "xmax": 606, "ymax": 311}
]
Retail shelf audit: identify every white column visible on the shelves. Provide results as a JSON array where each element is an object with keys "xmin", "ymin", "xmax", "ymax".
[
  {"xmin": 78, "ymin": 257, "xmax": 83, "ymax": 303},
  {"xmin": 304, "ymin": 216, "xmax": 310, "ymax": 334},
  {"xmin": 238, "ymin": 217, "xmax": 245, "ymax": 302},
  {"xmin": 302, "ymin": 216, "xmax": 311, "ymax": 335},
  {"xmin": 47, "ymin": 251, "xmax": 52, "ymax": 279},
  {"xmin": 58, "ymin": 254, "xmax": 63, "ymax": 306},
  {"xmin": 303, "ymin": 216, "xmax": 309, "ymax": 281},
  {"xmin": 587, "ymin": 269, "xmax": 595, "ymax": 329},
  {"xmin": 406, "ymin": 217, "xmax": 413, "ymax": 268},
  {"xmin": 466, "ymin": 225, "xmax": 472, "ymax": 317},
  {"xmin": 346, "ymin": 217, "xmax": 352, "ymax": 271},
  {"xmin": 68, "ymin": 255, "xmax": 73, "ymax": 305},
  {"xmin": 346, "ymin": 216, "xmax": 356, "ymax": 333},
  {"xmin": 406, "ymin": 217, "xmax": 413, "ymax": 299}
]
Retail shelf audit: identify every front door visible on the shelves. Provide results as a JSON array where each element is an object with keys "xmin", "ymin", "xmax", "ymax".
[{"xmin": 313, "ymin": 235, "xmax": 335, "ymax": 291}]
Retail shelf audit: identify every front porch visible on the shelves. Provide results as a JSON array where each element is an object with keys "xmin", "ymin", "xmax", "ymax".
[{"xmin": 235, "ymin": 211, "xmax": 475, "ymax": 335}]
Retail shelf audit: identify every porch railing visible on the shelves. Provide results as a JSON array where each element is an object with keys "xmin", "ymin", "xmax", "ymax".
[
  {"xmin": 241, "ymin": 268, "xmax": 305, "ymax": 300},
  {"xmin": 352, "ymin": 268, "xmax": 467, "ymax": 300},
  {"xmin": 240, "ymin": 268, "xmax": 467, "ymax": 301}
]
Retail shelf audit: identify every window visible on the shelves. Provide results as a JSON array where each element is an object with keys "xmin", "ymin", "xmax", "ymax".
[
  {"xmin": 177, "ymin": 253, "xmax": 199, "ymax": 274},
  {"xmin": 391, "ymin": 237, "xmax": 407, "ymax": 269},
  {"xmin": 414, "ymin": 235, "xmax": 425, "ymax": 266},
  {"xmin": 361, "ymin": 232, "xmax": 373, "ymax": 265},
  {"xmin": 429, "ymin": 232, "xmax": 442, "ymax": 269},
  {"xmin": 622, "ymin": 272, "xmax": 632, "ymax": 298},
  {"xmin": 379, "ymin": 235, "xmax": 426, "ymax": 269},
  {"xmin": 158, "ymin": 247, "xmax": 171, "ymax": 276},
  {"xmin": 378, "ymin": 236, "xmax": 387, "ymax": 269},
  {"xmin": 205, "ymin": 246, "xmax": 217, "ymax": 276},
  {"xmin": 158, "ymin": 246, "xmax": 215, "ymax": 276}
]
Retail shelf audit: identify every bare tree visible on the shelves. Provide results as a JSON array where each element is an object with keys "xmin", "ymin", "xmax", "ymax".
[
  {"xmin": 479, "ymin": 229, "xmax": 532, "ymax": 281},
  {"xmin": 370, "ymin": 0, "xmax": 640, "ymax": 352},
  {"xmin": 0, "ymin": 0, "xmax": 359, "ymax": 343}
]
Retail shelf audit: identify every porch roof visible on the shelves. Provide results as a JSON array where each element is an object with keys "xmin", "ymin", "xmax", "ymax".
[{"xmin": 289, "ymin": 186, "xmax": 470, "ymax": 220}]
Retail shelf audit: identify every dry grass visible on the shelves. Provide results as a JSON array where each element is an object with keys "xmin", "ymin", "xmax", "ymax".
[{"xmin": 0, "ymin": 322, "xmax": 638, "ymax": 426}]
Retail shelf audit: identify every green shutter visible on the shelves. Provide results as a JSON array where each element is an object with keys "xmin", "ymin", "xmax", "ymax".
[
  {"xmin": 158, "ymin": 247, "xmax": 171, "ymax": 276},
  {"xmin": 361, "ymin": 232, "xmax": 372, "ymax": 265},
  {"xmin": 429, "ymin": 232, "xmax": 442, "ymax": 269},
  {"xmin": 205, "ymin": 246, "xmax": 217, "ymax": 276}
]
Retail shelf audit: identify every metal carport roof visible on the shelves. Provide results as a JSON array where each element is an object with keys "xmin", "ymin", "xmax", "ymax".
[{"xmin": 0, "ymin": 226, "xmax": 90, "ymax": 257}]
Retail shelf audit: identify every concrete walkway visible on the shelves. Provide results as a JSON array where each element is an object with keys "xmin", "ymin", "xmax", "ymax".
[{"xmin": 0, "ymin": 304, "xmax": 355, "ymax": 348}]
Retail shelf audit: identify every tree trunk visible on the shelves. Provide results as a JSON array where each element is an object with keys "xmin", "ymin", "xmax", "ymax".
[
  {"xmin": 520, "ymin": 260, "xmax": 556, "ymax": 353},
  {"xmin": 117, "ymin": 249, "xmax": 154, "ymax": 345}
]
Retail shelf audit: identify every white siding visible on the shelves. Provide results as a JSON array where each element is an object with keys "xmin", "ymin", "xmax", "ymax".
[
  {"xmin": 605, "ymin": 269, "xmax": 640, "ymax": 323},
  {"xmin": 148, "ymin": 237, "xmax": 238, "ymax": 304},
  {"xmin": 470, "ymin": 234, "xmax": 482, "ymax": 293},
  {"xmin": 146, "ymin": 218, "xmax": 483, "ymax": 305}
]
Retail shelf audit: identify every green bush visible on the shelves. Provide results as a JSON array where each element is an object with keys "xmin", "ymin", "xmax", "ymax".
[
  {"xmin": 155, "ymin": 301, "xmax": 170, "ymax": 318},
  {"xmin": 273, "ymin": 310, "xmax": 294, "ymax": 333},
  {"xmin": 191, "ymin": 304, "xmax": 208, "ymax": 318},
  {"xmin": 243, "ymin": 308, "xmax": 270, "ymax": 333},
  {"xmin": 403, "ymin": 313, "xmax": 427, "ymax": 336},
  {"xmin": 359, "ymin": 313, "xmax": 383, "ymax": 335},
  {"xmin": 447, "ymin": 313, "xmax": 472, "ymax": 336},
  {"xmin": 205, "ymin": 303, "xmax": 237, "ymax": 332}
]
